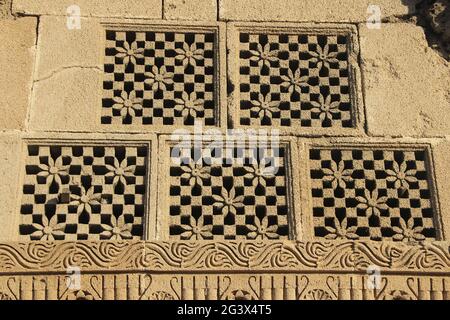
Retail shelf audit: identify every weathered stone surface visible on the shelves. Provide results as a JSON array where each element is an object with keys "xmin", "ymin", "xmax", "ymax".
[
  {"xmin": 0, "ymin": 17, "xmax": 36, "ymax": 130},
  {"xmin": 29, "ymin": 16, "xmax": 104, "ymax": 131},
  {"xmin": 219, "ymin": 0, "xmax": 418, "ymax": 22},
  {"xmin": 30, "ymin": 67, "xmax": 102, "ymax": 131},
  {"xmin": 431, "ymin": 138, "xmax": 450, "ymax": 239},
  {"xmin": 360, "ymin": 23, "xmax": 450, "ymax": 137},
  {"xmin": 0, "ymin": 133, "xmax": 21, "ymax": 241},
  {"xmin": 165, "ymin": 0, "xmax": 217, "ymax": 21},
  {"xmin": 12, "ymin": 0, "xmax": 163, "ymax": 18},
  {"xmin": 0, "ymin": 0, "xmax": 12, "ymax": 18}
]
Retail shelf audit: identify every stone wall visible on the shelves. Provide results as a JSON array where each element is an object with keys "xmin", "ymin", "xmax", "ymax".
[{"xmin": 0, "ymin": 0, "xmax": 448, "ymax": 300}]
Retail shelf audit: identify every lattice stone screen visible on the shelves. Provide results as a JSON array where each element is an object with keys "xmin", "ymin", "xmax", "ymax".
[
  {"xmin": 19, "ymin": 140, "xmax": 153, "ymax": 241},
  {"xmin": 228, "ymin": 23, "xmax": 364, "ymax": 135},
  {"xmin": 101, "ymin": 23, "xmax": 226, "ymax": 131},
  {"xmin": 13, "ymin": 22, "xmax": 444, "ymax": 244},
  {"xmin": 308, "ymin": 146, "xmax": 439, "ymax": 241},
  {"xmin": 167, "ymin": 144, "xmax": 293, "ymax": 240}
]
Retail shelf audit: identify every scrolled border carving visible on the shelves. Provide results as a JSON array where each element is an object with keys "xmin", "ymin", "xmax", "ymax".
[{"xmin": 0, "ymin": 241, "xmax": 448, "ymax": 274}]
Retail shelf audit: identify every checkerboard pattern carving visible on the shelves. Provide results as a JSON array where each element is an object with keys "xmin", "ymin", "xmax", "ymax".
[
  {"xmin": 309, "ymin": 147, "xmax": 438, "ymax": 241},
  {"xmin": 19, "ymin": 144, "xmax": 148, "ymax": 240},
  {"xmin": 102, "ymin": 29, "xmax": 217, "ymax": 126},
  {"xmin": 169, "ymin": 145, "xmax": 290, "ymax": 240},
  {"xmin": 238, "ymin": 32, "xmax": 353, "ymax": 128}
]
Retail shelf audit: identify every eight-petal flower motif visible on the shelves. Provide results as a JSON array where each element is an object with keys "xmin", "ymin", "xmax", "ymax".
[
  {"xmin": 180, "ymin": 216, "xmax": 213, "ymax": 240},
  {"xmin": 308, "ymin": 44, "xmax": 339, "ymax": 70},
  {"xmin": 309, "ymin": 94, "xmax": 341, "ymax": 121},
  {"xmin": 100, "ymin": 215, "xmax": 133, "ymax": 240},
  {"xmin": 37, "ymin": 156, "xmax": 69, "ymax": 188},
  {"xmin": 392, "ymin": 217, "xmax": 425, "ymax": 242},
  {"xmin": 249, "ymin": 43, "xmax": 279, "ymax": 69},
  {"xmin": 324, "ymin": 218, "xmax": 358, "ymax": 240},
  {"xmin": 174, "ymin": 92, "xmax": 204, "ymax": 118},
  {"xmin": 250, "ymin": 93, "xmax": 280, "ymax": 118},
  {"xmin": 70, "ymin": 186, "xmax": 102, "ymax": 215},
  {"xmin": 31, "ymin": 215, "xmax": 66, "ymax": 241},
  {"xmin": 386, "ymin": 162, "xmax": 418, "ymax": 189},
  {"xmin": 174, "ymin": 43, "xmax": 204, "ymax": 67},
  {"xmin": 144, "ymin": 65, "xmax": 174, "ymax": 91},
  {"xmin": 243, "ymin": 159, "xmax": 276, "ymax": 187},
  {"xmin": 115, "ymin": 41, "xmax": 144, "ymax": 66},
  {"xmin": 280, "ymin": 68, "xmax": 309, "ymax": 94},
  {"xmin": 105, "ymin": 158, "xmax": 136, "ymax": 187},
  {"xmin": 247, "ymin": 216, "xmax": 279, "ymax": 240},
  {"xmin": 112, "ymin": 90, "xmax": 143, "ymax": 118},
  {"xmin": 212, "ymin": 188, "xmax": 244, "ymax": 216},
  {"xmin": 180, "ymin": 162, "xmax": 210, "ymax": 186},
  {"xmin": 356, "ymin": 189, "xmax": 389, "ymax": 217},
  {"xmin": 322, "ymin": 160, "xmax": 352, "ymax": 189}
]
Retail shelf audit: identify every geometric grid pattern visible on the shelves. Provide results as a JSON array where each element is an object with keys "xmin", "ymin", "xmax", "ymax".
[
  {"xmin": 309, "ymin": 148, "xmax": 437, "ymax": 241},
  {"xmin": 169, "ymin": 145, "xmax": 290, "ymax": 240},
  {"xmin": 239, "ymin": 33, "xmax": 352, "ymax": 128},
  {"xmin": 102, "ymin": 30, "xmax": 217, "ymax": 126},
  {"xmin": 19, "ymin": 144, "xmax": 148, "ymax": 240}
]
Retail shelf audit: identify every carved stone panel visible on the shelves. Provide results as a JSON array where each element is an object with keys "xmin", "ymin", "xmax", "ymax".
[
  {"xmin": 18, "ymin": 136, "xmax": 157, "ymax": 241},
  {"xmin": 0, "ymin": 272, "xmax": 448, "ymax": 300},
  {"xmin": 228, "ymin": 23, "xmax": 364, "ymax": 136},
  {"xmin": 299, "ymin": 140, "xmax": 443, "ymax": 241},
  {"xmin": 158, "ymin": 137, "xmax": 301, "ymax": 240},
  {"xmin": 101, "ymin": 22, "xmax": 227, "ymax": 132}
]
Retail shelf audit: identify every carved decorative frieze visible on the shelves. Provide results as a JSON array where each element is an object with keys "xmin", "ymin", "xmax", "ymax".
[
  {"xmin": 0, "ymin": 241, "xmax": 448, "ymax": 273},
  {"xmin": 0, "ymin": 272, "xmax": 448, "ymax": 300}
]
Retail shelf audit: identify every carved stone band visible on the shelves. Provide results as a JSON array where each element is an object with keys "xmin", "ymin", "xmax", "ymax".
[{"xmin": 0, "ymin": 241, "xmax": 448, "ymax": 274}]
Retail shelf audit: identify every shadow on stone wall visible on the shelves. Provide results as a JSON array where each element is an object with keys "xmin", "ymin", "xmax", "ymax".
[{"xmin": 415, "ymin": 0, "xmax": 450, "ymax": 60}]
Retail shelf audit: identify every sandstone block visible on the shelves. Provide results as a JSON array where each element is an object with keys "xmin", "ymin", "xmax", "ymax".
[
  {"xmin": 359, "ymin": 23, "xmax": 450, "ymax": 137},
  {"xmin": 165, "ymin": 0, "xmax": 217, "ymax": 21},
  {"xmin": 0, "ymin": 133, "xmax": 21, "ymax": 241},
  {"xmin": 219, "ymin": 0, "xmax": 418, "ymax": 23},
  {"xmin": 0, "ymin": 17, "xmax": 36, "ymax": 130},
  {"xmin": 12, "ymin": 0, "xmax": 163, "ymax": 18}
]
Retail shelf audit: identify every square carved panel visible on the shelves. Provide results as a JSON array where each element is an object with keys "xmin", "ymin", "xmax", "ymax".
[
  {"xmin": 228, "ymin": 23, "xmax": 364, "ymax": 135},
  {"xmin": 158, "ymin": 138, "xmax": 300, "ymax": 240},
  {"xmin": 307, "ymin": 144, "xmax": 440, "ymax": 241},
  {"xmin": 101, "ymin": 23, "xmax": 226, "ymax": 131},
  {"xmin": 19, "ymin": 139, "xmax": 154, "ymax": 241}
]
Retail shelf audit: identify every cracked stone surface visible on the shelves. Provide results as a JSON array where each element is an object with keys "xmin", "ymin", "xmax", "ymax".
[{"xmin": 0, "ymin": 0, "xmax": 449, "ymax": 300}]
